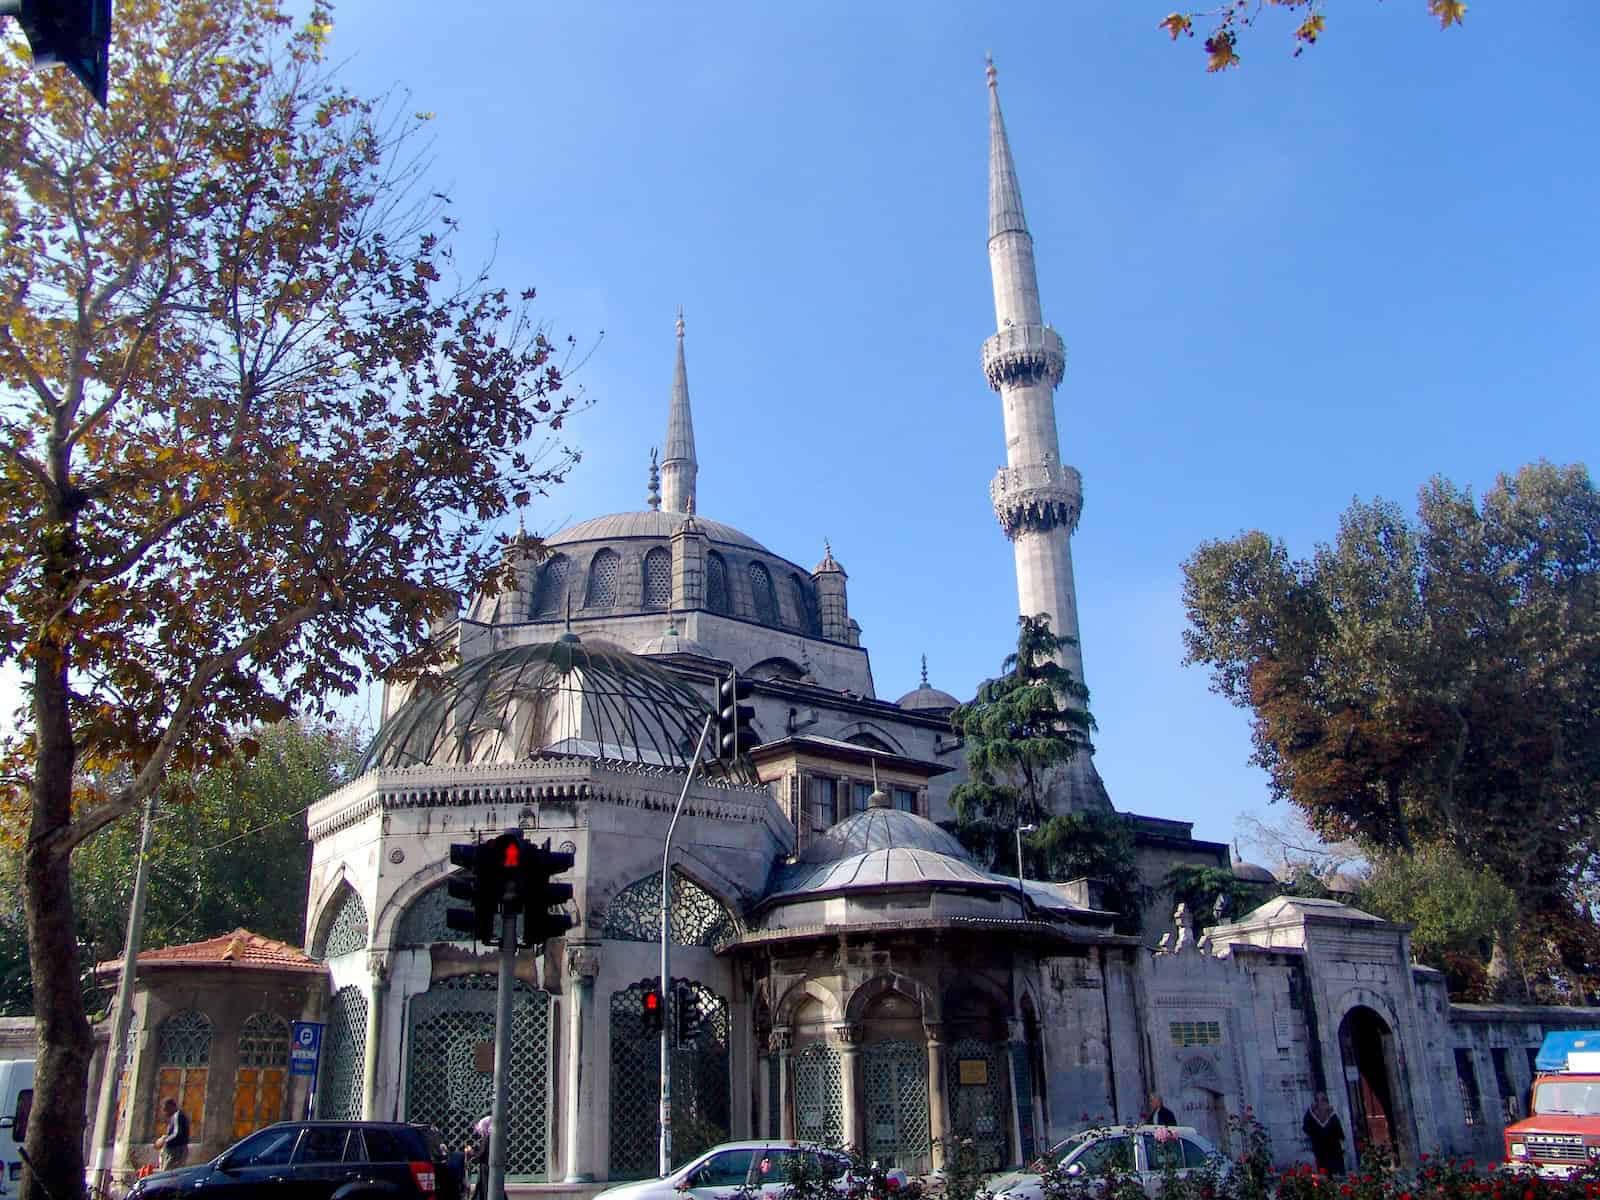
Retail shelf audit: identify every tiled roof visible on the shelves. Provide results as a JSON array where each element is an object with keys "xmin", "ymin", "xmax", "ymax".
[{"xmin": 94, "ymin": 929, "xmax": 326, "ymax": 976}]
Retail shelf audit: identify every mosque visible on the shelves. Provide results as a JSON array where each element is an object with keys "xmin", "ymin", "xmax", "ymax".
[{"xmin": 101, "ymin": 65, "xmax": 1600, "ymax": 1191}]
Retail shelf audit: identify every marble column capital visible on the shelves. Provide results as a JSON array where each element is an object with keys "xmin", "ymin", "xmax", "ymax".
[{"xmin": 768, "ymin": 1027, "xmax": 794, "ymax": 1054}]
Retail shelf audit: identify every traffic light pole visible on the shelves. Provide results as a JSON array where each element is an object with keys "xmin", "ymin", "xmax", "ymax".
[
  {"xmin": 488, "ymin": 905, "xmax": 518, "ymax": 1200},
  {"xmin": 660, "ymin": 712, "xmax": 715, "ymax": 1178}
]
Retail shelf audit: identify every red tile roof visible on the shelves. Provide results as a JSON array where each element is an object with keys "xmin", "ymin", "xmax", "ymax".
[{"xmin": 94, "ymin": 929, "xmax": 327, "ymax": 976}]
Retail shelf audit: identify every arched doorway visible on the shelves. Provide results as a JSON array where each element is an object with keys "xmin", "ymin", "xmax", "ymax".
[
  {"xmin": 1177, "ymin": 1057, "xmax": 1229, "ymax": 1152},
  {"xmin": 1339, "ymin": 1006, "xmax": 1399, "ymax": 1162}
]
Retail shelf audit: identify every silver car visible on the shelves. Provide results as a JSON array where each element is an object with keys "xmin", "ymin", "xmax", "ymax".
[
  {"xmin": 595, "ymin": 1140, "xmax": 909, "ymax": 1200},
  {"xmin": 990, "ymin": 1126, "xmax": 1227, "ymax": 1200}
]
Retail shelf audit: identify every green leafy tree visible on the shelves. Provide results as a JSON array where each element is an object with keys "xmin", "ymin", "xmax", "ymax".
[
  {"xmin": 1181, "ymin": 462, "xmax": 1600, "ymax": 996},
  {"xmin": 1164, "ymin": 864, "xmax": 1269, "ymax": 931},
  {"xmin": 0, "ymin": 3, "xmax": 579, "ymax": 1196}
]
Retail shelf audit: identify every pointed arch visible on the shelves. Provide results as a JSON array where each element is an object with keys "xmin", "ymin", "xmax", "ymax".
[
  {"xmin": 310, "ymin": 883, "xmax": 368, "ymax": 960},
  {"xmin": 643, "ymin": 547, "xmax": 672, "ymax": 609},
  {"xmin": 533, "ymin": 554, "xmax": 570, "ymax": 619},
  {"xmin": 584, "ymin": 548, "xmax": 621, "ymax": 608},
  {"xmin": 845, "ymin": 973, "xmax": 938, "ymax": 1025},
  {"xmin": 749, "ymin": 561, "xmax": 778, "ymax": 624},
  {"xmin": 600, "ymin": 869, "xmax": 741, "ymax": 949},
  {"xmin": 706, "ymin": 552, "xmax": 730, "ymax": 615},
  {"xmin": 774, "ymin": 978, "xmax": 844, "ymax": 1027}
]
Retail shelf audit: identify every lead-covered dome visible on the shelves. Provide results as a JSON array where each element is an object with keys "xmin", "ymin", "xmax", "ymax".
[{"xmin": 547, "ymin": 510, "xmax": 769, "ymax": 553}]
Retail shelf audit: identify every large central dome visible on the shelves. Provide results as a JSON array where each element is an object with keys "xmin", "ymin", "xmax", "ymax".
[{"xmin": 547, "ymin": 510, "xmax": 770, "ymax": 554}]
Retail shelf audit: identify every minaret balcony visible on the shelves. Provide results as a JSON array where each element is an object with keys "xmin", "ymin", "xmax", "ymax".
[
  {"xmin": 982, "ymin": 323, "xmax": 1065, "ymax": 391},
  {"xmin": 990, "ymin": 460, "xmax": 1083, "ymax": 539}
]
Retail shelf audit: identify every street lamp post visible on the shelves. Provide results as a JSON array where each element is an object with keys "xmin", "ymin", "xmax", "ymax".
[{"xmin": 1015, "ymin": 822, "xmax": 1037, "ymax": 898}]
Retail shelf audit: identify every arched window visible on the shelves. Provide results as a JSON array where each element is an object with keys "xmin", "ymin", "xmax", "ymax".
[
  {"xmin": 749, "ymin": 562, "xmax": 777, "ymax": 625},
  {"xmin": 585, "ymin": 548, "xmax": 620, "ymax": 608},
  {"xmin": 154, "ymin": 1009, "xmax": 211, "ymax": 1141},
  {"xmin": 232, "ymin": 1014, "xmax": 290, "ymax": 1139},
  {"xmin": 311, "ymin": 885, "xmax": 368, "ymax": 960},
  {"xmin": 601, "ymin": 871, "xmax": 740, "ymax": 949},
  {"xmin": 790, "ymin": 574, "xmax": 818, "ymax": 635},
  {"xmin": 846, "ymin": 732, "xmax": 895, "ymax": 753},
  {"xmin": 706, "ymin": 553, "xmax": 730, "ymax": 615},
  {"xmin": 533, "ymin": 554, "xmax": 569, "ymax": 619},
  {"xmin": 395, "ymin": 883, "xmax": 472, "ymax": 946},
  {"xmin": 643, "ymin": 547, "xmax": 672, "ymax": 609}
]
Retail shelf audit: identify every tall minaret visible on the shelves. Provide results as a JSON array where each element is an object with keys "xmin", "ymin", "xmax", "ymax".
[
  {"xmin": 982, "ymin": 58, "xmax": 1086, "ymax": 689},
  {"xmin": 660, "ymin": 307, "xmax": 698, "ymax": 513}
]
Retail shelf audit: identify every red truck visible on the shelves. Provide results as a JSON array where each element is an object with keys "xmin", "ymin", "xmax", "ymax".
[{"xmin": 1504, "ymin": 1031, "xmax": 1600, "ymax": 1177}]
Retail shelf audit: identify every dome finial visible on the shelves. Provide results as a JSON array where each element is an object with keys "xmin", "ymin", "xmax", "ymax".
[
  {"xmin": 986, "ymin": 51, "xmax": 997, "ymax": 89},
  {"xmin": 676, "ymin": 304, "xmax": 685, "ymax": 339},
  {"xmin": 647, "ymin": 447, "xmax": 661, "ymax": 511},
  {"xmin": 867, "ymin": 758, "xmax": 891, "ymax": 808},
  {"xmin": 920, "ymin": 654, "xmax": 929, "ymax": 688}
]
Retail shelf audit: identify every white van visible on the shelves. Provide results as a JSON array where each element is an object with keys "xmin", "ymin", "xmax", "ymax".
[{"xmin": 0, "ymin": 1059, "xmax": 34, "ymax": 1198}]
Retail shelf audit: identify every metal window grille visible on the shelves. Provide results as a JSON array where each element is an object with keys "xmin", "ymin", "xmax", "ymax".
[
  {"xmin": 749, "ymin": 562, "xmax": 777, "ymax": 625},
  {"xmin": 154, "ymin": 1010, "xmax": 212, "ymax": 1141},
  {"xmin": 609, "ymin": 979, "xmax": 730, "ymax": 1180},
  {"xmin": 767, "ymin": 1054, "xmax": 782, "ymax": 1140},
  {"xmin": 1455, "ymin": 1048, "xmax": 1482, "ymax": 1126},
  {"xmin": 158, "ymin": 1010, "xmax": 212, "ymax": 1066},
  {"xmin": 318, "ymin": 986, "xmax": 368, "ymax": 1121},
  {"xmin": 534, "ymin": 555, "xmax": 570, "ymax": 618},
  {"xmin": 864, "ymin": 1039, "xmax": 930, "ymax": 1173},
  {"xmin": 792, "ymin": 1042, "xmax": 843, "ymax": 1145},
  {"xmin": 315, "ymin": 887, "xmax": 369, "ymax": 960},
  {"xmin": 395, "ymin": 884, "xmax": 472, "ymax": 946},
  {"xmin": 585, "ymin": 549, "xmax": 620, "ymax": 607},
  {"xmin": 644, "ymin": 548, "xmax": 672, "ymax": 608},
  {"xmin": 1011, "ymin": 1041, "xmax": 1036, "ymax": 1165},
  {"xmin": 405, "ymin": 974, "xmax": 552, "ymax": 1180},
  {"xmin": 706, "ymin": 553, "xmax": 730, "ymax": 614},
  {"xmin": 600, "ymin": 871, "xmax": 740, "ymax": 950},
  {"xmin": 1169, "ymin": 1021, "xmax": 1224, "ymax": 1047},
  {"xmin": 233, "ymin": 1014, "xmax": 289, "ymax": 1139},
  {"xmin": 946, "ymin": 1039, "xmax": 1008, "ymax": 1170}
]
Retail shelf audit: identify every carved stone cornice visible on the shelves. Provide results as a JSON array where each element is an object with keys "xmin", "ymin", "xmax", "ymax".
[
  {"xmin": 990, "ymin": 460, "xmax": 1083, "ymax": 539},
  {"xmin": 982, "ymin": 324, "xmax": 1066, "ymax": 392}
]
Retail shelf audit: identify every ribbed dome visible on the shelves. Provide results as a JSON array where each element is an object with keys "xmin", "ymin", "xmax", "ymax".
[
  {"xmin": 800, "ymin": 806, "xmax": 974, "ymax": 865},
  {"xmin": 547, "ymin": 511, "xmax": 769, "ymax": 552},
  {"xmin": 896, "ymin": 683, "xmax": 961, "ymax": 713}
]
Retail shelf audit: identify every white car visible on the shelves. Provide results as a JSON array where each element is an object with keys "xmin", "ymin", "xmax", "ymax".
[
  {"xmin": 595, "ymin": 1140, "xmax": 910, "ymax": 1200},
  {"xmin": 990, "ymin": 1126, "xmax": 1227, "ymax": 1200}
]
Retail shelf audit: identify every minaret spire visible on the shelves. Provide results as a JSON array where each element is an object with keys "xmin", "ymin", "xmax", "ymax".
[
  {"xmin": 661, "ymin": 307, "xmax": 698, "ymax": 513},
  {"xmin": 980, "ymin": 59, "xmax": 1087, "ymax": 690}
]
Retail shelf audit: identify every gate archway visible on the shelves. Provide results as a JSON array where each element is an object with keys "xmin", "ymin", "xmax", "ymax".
[
  {"xmin": 404, "ymin": 975, "xmax": 552, "ymax": 1180},
  {"xmin": 946, "ymin": 1038, "xmax": 1008, "ymax": 1170},
  {"xmin": 1339, "ymin": 1006, "xmax": 1402, "ymax": 1164},
  {"xmin": 863, "ymin": 1039, "xmax": 930, "ymax": 1173}
]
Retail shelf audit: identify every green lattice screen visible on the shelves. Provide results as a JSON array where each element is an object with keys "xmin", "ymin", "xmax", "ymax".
[
  {"xmin": 601, "ymin": 872, "xmax": 740, "ymax": 949},
  {"xmin": 792, "ymin": 1041, "xmax": 843, "ymax": 1145},
  {"xmin": 404, "ymin": 974, "xmax": 552, "ymax": 1180},
  {"xmin": 864, "ymin": 1039, "xmax": 930, "ymax": 1172},
  {"xmin": 609, "ymin": 979, "xmax": 730, "ymax": 1180},
  {"xmin": 394, "ymin": 884, "xmax": 472, "ymax": 946},
  {"xmin": 946, "ymin": 1038, "xmax": 1007, "ymax": 1170},
  {"xmin": 318, "ymin": 986, "xmax": 367, "ymax": 1120},
  {"xmin": 315, "ymin": 887, "xmax": 369, "ymax": 959}
]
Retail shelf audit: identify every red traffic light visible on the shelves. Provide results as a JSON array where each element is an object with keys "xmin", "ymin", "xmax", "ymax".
[
  {"xmin": 503, "ymin": 842, "xmax": 520, "ymax": 869},
  {"xmin": 644, "ymin": 991, "xmax": 660, "ymax": 1012}
]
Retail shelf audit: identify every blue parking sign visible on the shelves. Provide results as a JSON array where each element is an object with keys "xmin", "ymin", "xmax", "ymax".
[{"xmin": 289, "ymin": 1021, "xmax": 323, "ymax": 1077}]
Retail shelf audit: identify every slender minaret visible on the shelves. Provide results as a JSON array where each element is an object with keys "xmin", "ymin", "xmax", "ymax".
[
  {"xmin": 982, "ymin": 57, "xmax": 1085, "ymax": 689},
  {"xmin": 660, "ymin": 308, "xmax": 698, "ymax": 513}
]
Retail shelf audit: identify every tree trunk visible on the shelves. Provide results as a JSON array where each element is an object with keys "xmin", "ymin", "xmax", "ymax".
[{"xmin": 22, "ymin": 648, "xmax": 92, "ymax": 1200}]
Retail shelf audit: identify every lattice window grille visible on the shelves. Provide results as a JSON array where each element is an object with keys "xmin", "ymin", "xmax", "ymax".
[
  {"xmin": 600, "ymin": 871, "xmax": 740, "ymax": 949},
  {"xmin": 1011, "ymin": 1041, "xmax": 1036, "ymax": 1164},
  {"xmin": 793, "ymin": 1041, "xmax": 844, "ymax": 1145},
  {"xmin": 610, "ymin": 979, "xmax": 730, "ymax": 1180},
  {"xmin": 317, "ymin": 887, "xmax": 369, "ymax": 959},
  {"xmin": 767, "ymin": 1054, "xmax": 782, "ymax": 1140},
  {"xmin": 405, "ymin": 974, "xmax": 552, "ymax": 1180},
  {"xmin": 946, "ymin": 1038, "xmax": 1008, "ymax": 1170},
  {"xmin": 158, "ymin": 1010, "xmax": 212, "ymax": 1066},
  {"xmin": 318, "ymin": 986, "xmax": 368, "ymax": 1121},
  {"xmin": 644, "ymin": 548, "xmax": 672, "ymax": 609},
  {"xmin": 1169, "ymin": 1021, "xmax": 1223, "ymax": 1047},
  {"xmin": 749, "ymin": 562, "xmax": 777, "ymax": 625},
  {"xmin": 534, "ymin": 555, "xmax": 570, "ymax": 619},
  {"xmin": 238, "ymin": 1014, "xmax": 289, "ymax": 1068},
  {"xmin": 706, "ymin": 554, "xmax": 730, "ymax": 614},
  {"xmin": 585, "ymin": 549, "xmax": 620, "ymax": 607},
  {"xmin": 864, "ymin": 1039, "xmax": 930, "ymax": 1171},
  {"xmin": 395, "ymin": 884, "xmax": 472, "ymax": 946}
]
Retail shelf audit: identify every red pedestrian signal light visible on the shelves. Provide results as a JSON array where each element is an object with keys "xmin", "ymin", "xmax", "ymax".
[
  {"xmin": 641, "ymin": 986, "xmax": 664, "ymax": 1035},
  {"xmin": 503, "ymin": 841, "xmax": 520, "ymax": 869}
]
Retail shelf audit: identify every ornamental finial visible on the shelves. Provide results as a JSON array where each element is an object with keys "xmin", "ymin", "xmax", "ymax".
[
  {"xmin": 647, "ymin": 447, "xmax": 661, "ymax": 511},
  {"xmin": 986, "ymin": 52, "xmax": 997, "ymax": 89},
  {"xmin": 676, "ymin": 305, "xmax": 685, "ymax": 339},
  {"xmin": 921, "ymin": 654, "xmax": 929, "ymax": 688}
]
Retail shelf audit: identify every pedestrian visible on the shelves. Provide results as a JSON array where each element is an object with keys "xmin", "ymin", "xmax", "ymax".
[
  {"xmin": 153, "ymin": 1098, "xmax": 190, "ymax": 1171},
  {"xmin": 469, "ymin": 1115, "xmax": 492, "ymax": 1200},
  {"xmin": 1302, "ymin": 1092, "xmax": 1347, "ymax": 1176},
  {"xmin": 1145, "ymin": 1093, "xmax": 1177, "ymax": 1126}
]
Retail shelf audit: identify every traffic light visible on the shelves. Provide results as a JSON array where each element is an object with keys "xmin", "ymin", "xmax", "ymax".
[
  {"xmin": 444, "ymin": 835, "xmax": 513, "ymax": 945},
  {"xmin": 4, "ymin": 0, "xmax": 112, "ymax": 106},
  {"xmin": 640, "ymin": 985, "xmax": 664, "ymax": 1036},
  {"xmin": 515, "ymin": 838, "xmax": 576, "ymax": 948},
  {"xmin": 673, "ymin": 980, "xmax": 699, "ymax": 1047},
  {"xmin": 713, "ymin": 671, "xmax": 756, "ymax": 762}
]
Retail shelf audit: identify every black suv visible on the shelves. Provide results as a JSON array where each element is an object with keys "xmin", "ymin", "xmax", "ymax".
[{"xmin": 126, "ymin": 1121, "xmax": 460, "ymax": 1200}]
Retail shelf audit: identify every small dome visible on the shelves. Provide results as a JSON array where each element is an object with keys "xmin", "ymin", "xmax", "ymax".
[
  {"xmin": 636, "ymin": 626, "xmax": 716, "ymax": 659},
  {"xmin": 814, "ymin": 540, "xmax": 844, "ymax": 574},
  {"xmin": 1231, "ymin": 860, "xmax": 1278, "ymax": 885},
  {"xmin": 896, "ymin": 684, "xmax": 961, "ymax": 713},
  {"xmin": 799, "ymin": 806, "xmax": 974, "ymax": 865}
]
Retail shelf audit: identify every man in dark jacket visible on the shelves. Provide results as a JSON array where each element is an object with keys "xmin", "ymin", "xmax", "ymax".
[{"xmin": 1145, "ymin": 1093, "xmax": 1177, "ymax": 1126}]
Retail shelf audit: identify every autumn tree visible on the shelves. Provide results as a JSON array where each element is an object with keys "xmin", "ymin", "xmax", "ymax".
[
  {"xmin": 1181, "ymin": 462, "xmax": 1600, "ymax": 996},
  {"xmin": 0, "ymin": 3, "xmax": 580, "ymax": 1196},
  {"xmin": 1159, "ymin": 1, "xmax": 1468, "ymax": 72}
]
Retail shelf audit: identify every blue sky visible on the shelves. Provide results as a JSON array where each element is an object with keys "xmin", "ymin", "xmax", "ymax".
[
  {"xmin": 304, "ymin": 2, "xmax": 1599, "ymax": 853},
  {"xmin": 9, "ymin": 4, "xmax": 1594, "ymax": 855}
]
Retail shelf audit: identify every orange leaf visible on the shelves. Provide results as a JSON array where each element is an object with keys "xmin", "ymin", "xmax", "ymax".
[
  {"xmin": 1427, "ymin": 0, "xmax": 1467, "ymax": 29},
  {"xmin": 1205, "ymin": 30, "xmax": 1239, "ymax": 72},
  {"xmin": 1160, "ymin": 12, "xmax": 1193, "ymax": 40}
]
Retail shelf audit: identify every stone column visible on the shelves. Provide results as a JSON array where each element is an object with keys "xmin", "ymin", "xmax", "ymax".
[
  {"xmin": 563, "ymin": 943, "xmax": 601, "ymax": 1182},
  {"xmin": 924, "ymin": 1022, "xmax": 950, "ymax": 1171},
  {"xmin": 834, "ymin": 1024, "xmax": 864, "ymax": 1154},
  {"xmin": 360, "ymin": 953, "xmax": 389, "ymax": 1120},
  {"xmin": 770, "ymin": 1028, "xmax": 795, "ymax": 1140},
  {"xmin": 1006, "ymin": 1019, "xmax": 1027, "ymax": 1168}
]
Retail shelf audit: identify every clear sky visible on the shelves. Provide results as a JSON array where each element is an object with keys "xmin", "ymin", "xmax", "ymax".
[{"xmin": 9, "ymin": 3, "xmax": 1598, "ymax": 854}]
